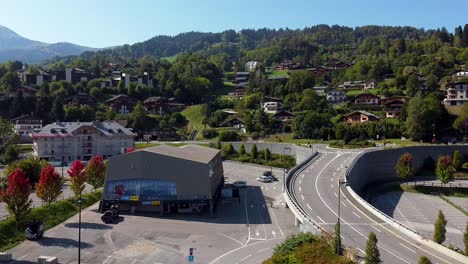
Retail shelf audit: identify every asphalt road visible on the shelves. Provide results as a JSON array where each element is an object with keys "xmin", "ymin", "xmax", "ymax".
[
  {"xmin": 291, "ymin": 145, "xmax": 466, "ymax": 264},
  {"xmin": 5, "ymin": 162, "xmax": 297, "ymax": 264}
]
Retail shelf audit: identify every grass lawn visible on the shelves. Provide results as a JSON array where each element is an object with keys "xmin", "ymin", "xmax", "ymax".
[
  {"xmin": 346, "ymin": 88, "xmax": 380, "ymax": 97},
  {"xmin": 214, "ymin": 81, "xmax": 235, "ymax": 95},
  {"xmin": 181, "ymin": 104, "xmax": 205, "ymax": 131},
  {"xmin": 445, "ymin": 105, "xmax": 462, "ymax": 116},
  {"xmin": 266, "ymin": 70, "xmax": 289, "ymax": 77},
  {"xmin": 383, "ymin": 184, "xmax": 468, "ymax": 198},
  {"xmin": 135, "ymin": 142, "xmax": 160, "ymax": 149}
]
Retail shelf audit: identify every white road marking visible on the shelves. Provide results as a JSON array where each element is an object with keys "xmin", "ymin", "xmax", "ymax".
[
  {"xmin": 130, "ymin": 259, "xmax": 138, "ymax": 264},
  {"xmin": 317, "ymin": 215, "xmax": 325, "ymax": 223},
  {"xmin": 352, "ymin": 211, "xmax": 361, "ymax": 219},
  {"xmin": 330, "ymin": 177, "xmax": 333, "ymax": 182},
  {"xmin": 239, "ymin": 254, "xmax": 252, "ymax": 262},
  {"xmin": 371, "ymin": 225, "xmax": 382, "ymax": 233},
  {"xmin": 358, "ymin": 248, "xmax": 365, "ymax": 254},
  {"xmin": 331, "ymin": 184, "xmax": 333, "ymax": 188},
  {"xmin": 272, "ymin": 230, "xmax": 276, "ymax": 237},
  {"xmin": 217, "ymin": 232, "xmax": 244, "ymax": 246},
  {"xmin": 299, "ymin": 187, "xmax": 302, "ymax": 192},
  {"xmin": 255, "ymin": 230, "xmax": 260, "ymax": 237},
  {"xmin": 10, "ymin": 253, "xmax": 31, "ymax": 263},
  {"xmin": 301, "ymin": 174, "xmax": 304, "ymax": 178},
  {"xmin": 257, "ymin": 248, "xmax": 270, "ymax": 253},
  {"xmin": 306, "ymin": 170, "xmax": 310, "ymax": 173},
  {"xmin": 307, "ymin": 204, "xmax": 312, "ymax": 210},
  {"xmin": 102, "ymin": 256, "xmax": 113, "ymax": 264},
  {"xmin": 334, "ymin": 192, "xmax": 338, "ymax": 197},
  {"xmin": 399, "ymin": 243, "xmax": 416, "ymax": 253},
  {"xmin": 301, "ymin": 194, "xmax": 305, "ymax": 200},
  {"xmin": 341, "ymin": 201, "xmax": 347, "ymax": 207},
  {"xmin": 299, "ymin": 180, "xmax": 302, "ymax": 184}
]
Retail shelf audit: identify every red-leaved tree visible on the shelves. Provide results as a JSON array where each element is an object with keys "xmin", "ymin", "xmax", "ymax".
[
  {"xmin": 68, "ymin": 160, "xmax": 87, "ymax": 197},
  {"xmin": 85, "ymin": 155, "xmax": 107, "ymax": 190},
  {"xmin": 0, "ymin": 168, "xmax": 32, "ymax": 228},
  {"xmin": 36, "ymin": 165, "xmax": 63, "ymax": 206}
]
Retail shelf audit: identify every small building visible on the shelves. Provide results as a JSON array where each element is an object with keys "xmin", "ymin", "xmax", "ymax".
[
  {"xmin": 143, "ymin": 97, "xmax": 185, "ymax": 115},
  {"xmin": 148, "ymin": 126, "xmax": 180, "ymax": 141},
  {"xmin": 30, "ymin": 121, "xmax": 135, "ymax": 162},
  {"xmin": 105, "ymin": 95, "xmax": 138, "ymax": 115},
  {"xmin": 451, "ymin": 70, "xmax": 468, "ymax": 80},
  {"xmin": 326, "ymin": 90, "xmax": 346, "ymax": 104},
  {"xmin": 225, "ymin": 116, "xmax": 244, "ymax": 130},
  {"xmin": 245, "ymin": 61, "xmax": 259, "ymax": 72},
  {"xmin": 233, "ymin": 87, "xmax": 246, "ymax": 98},
  {"xmin": 101, "ymin": 144, "xmax": 224, "ymax": 216},
  {"xmin": 382, "ymin": 98, "xmax": 406, "ymax": 118},
  {"xmin": 15, "ymin": 85, "xmax": 38, "ymax": 96},
  {"xmin": 263, "ymin": 102, "xmax": 281, "ymax": 114},
  {"xmin": 353, "ymin": 93, "xmax": 380, "ymax": 105},
  {"xmin": 234, "ymin": 72, "xmax": 249, "ymax": 83},
  {"xmin": 344, "ymin": 111, "xmax": 379, "ymax": 124},
  {"xmin": 11, "ymin": 114, "xmax": 42, "ymax": 138},
  {"xmin": 64, "ymin": 93, "xmax": 98, "ymax": 108},
  {"xmin": 273, "ymin": 110, "xmax": 294, "ymax": 122},
  {"xmin": 443, "ymin": 81, "xmax": 468, "ymax": 106}
]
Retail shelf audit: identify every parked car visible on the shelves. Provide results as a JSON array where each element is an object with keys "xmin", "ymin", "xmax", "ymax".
[
  {"xmin": 232, "ymin": 180, "xmax": 247, "ymax": 188},
  {"xmin": 262, "ymin": 171, "xmax": 278, "ymax": 181},
  {"xmin": 101, "ymin": 205, "xmax": 120, "ymax": 223},
  {"xmin": 25, "ymin": 221, "xmax": 44, "ymax": 240},
  {"xmin": 257, "ymin": 175, "xmax": 273, "ymax": 182}
]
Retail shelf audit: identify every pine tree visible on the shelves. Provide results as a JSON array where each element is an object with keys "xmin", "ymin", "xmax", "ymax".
[
  {"xmin": 36, "ymin": 165, "xmax": 63, "ymax": 206},
  {"xmin": 250, "ymin": 144, "xmax": 258, "ymax": 161},
  {"xmin": 463, "ymin": 24, "xmax": 468, "ymax": 47},
  {"xmin": 0, "ymin": 168, "xmax": 32, "ymax": 228},
  {"xmin": 418, "ymin": 256, "xmax": 432, "ymax": 264},
  {"xmin": 365, "ymin": 232, "xmax": 380, "ymax": 264},
  {"xmin": 239, "ymin": 144, "xmax": 246, "ymax": 156},
  {"xmin": 52, "ymin": 97, "xmax": 65, "ymax": 121},
  {"xmin": 433, "ymin": 210, "xmax": 447, "ymax": 244},
  {"xmin": 454, "ymin": 26, "xmax": 463, "ymax": 48},
  {"xmin": 452, "ymin": 150, "xmax": 462, "ymax": 171}
]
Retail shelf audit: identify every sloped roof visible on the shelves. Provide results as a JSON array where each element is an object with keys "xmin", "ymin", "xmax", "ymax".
[
  {"xmin": 31, "ymin": 121, "xmax": 135, "ymax": 137},
  {"xmin": 143, "ymin": 144, "xmax": 220, "ymax": 164}
]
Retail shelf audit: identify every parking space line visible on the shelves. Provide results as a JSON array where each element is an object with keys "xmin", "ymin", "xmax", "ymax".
[
  {"xmin": 371, "ymin": 225, "xmax": 382, "ymax": 233},
  {"xmin": 399, "ymin": 243, "xmax": 416, "ymax": 253},
  {"xmin": 257, "ymin": 248, "xmax": 270, "ymax": 253},
  {"xmin": 102, "ymin": 256, "xmax": 113, "ymax": 264},
  {"xmin": 9, "ymin": 253, "xmax": 31, "ymax": 264},
  {"xmin": 341, "ymin": 201, "xmax": 347, "ymax": 207},
  {"xmin": 217, "ymin": 232, "xmax": 245, "ymax": 246},
  {"xmin": 317, "ymin": 215, "xmax": 325, "ymax": 223},
  {"xmin": 301, "ymin": 194, "xmax": 305, "ymax": 200},
  {"xmin": 299, "ymin": 187, "xmax": 302, "ymax": 192},
  {"xmin": 130, "ymin": 259, "xmax": 138, "ymax": 264},
  {"xmin": 239, "ymin": 254, "xmax": 252, "ymax": 262},
  {"xmin": 307, "ymin": 204, "xmax": 312, "ymax": 210},
  {"xmin": 352, "ymin": 212, "xmax": 361, "ymax": 219}
]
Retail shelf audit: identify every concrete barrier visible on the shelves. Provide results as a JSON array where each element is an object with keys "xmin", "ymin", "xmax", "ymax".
[
  {"xmin": 0, "ymin": 252, "xmax": 12, "ymax": 262},
  {"xmin": 346, "ymin": 146, "xmax": 468, "ymax": 263}
]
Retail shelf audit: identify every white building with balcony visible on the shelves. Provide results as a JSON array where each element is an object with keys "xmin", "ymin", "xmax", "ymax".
[
  {"xmin": 30, "ymin": 121, "xmax": 135, "ymax": 163},
  {"xmin": 443, "ymin": 81, "xmax": 468, "ymax": 106},
  {"xmin": 327, "ymin": 90, "xmax": 347, "ymax": 104},
  {"xmin": 11, "ymin": 115, "xmax": 42, "ymax": 138}
]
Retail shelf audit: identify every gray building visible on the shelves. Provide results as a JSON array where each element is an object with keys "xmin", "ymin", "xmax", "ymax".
[{"xmin": 101, "ymin": 144, "xmax": 224, "ymax": 216}]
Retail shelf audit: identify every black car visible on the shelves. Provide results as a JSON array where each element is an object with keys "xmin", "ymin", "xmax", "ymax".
[
  {"xmin": 101, "ymin": 205, "xmax": 120, "ymax": 223},
  {"xmin": 262, "ymin": 170, "xmax": 278, "ymax": 181},
  {"xmin": 25, "ymin": 221, "xmax": 44, "ymax": 240}
]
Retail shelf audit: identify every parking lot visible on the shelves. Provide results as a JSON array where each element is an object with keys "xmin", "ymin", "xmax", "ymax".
[
  {"xmin": 6, "ymin": 161, "xmax": 296, "ymax": 264},
  {"xmin": 371, "ymin": 191, "xmax": 468, "ymax": 249}
]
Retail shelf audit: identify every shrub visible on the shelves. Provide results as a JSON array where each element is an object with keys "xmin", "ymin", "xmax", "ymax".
[
  {"xmin": 436, "ymin": 155, "xmax": 455, "ymax": 184},
  {"xmin": 418, "ymin": 256, "xmax": 432, "ymax": 264},
  {"xmin": 433, "ymin": 210, "xmax": 447, "ymax": 244},
  {"xmin": 218, "ymin": 130, "xmax": 240, "ymax": 141},
  {"xmin": 396, "ymin": 153, "xmax": 415, "ymax": 181},
  {"xmin": 221, "ymin": 143, "xmax": 236, "ymax": 159},
  {"xmin": 202, "ymin": 128, "xmax": 218, "ymax": 139},
  {"xmin": 452, "ymin": 150, "xmax": 462, "ymax": 171},
  {"xmin": 365, "ymin": 232, "xmax": 380, "ymax": 264}
]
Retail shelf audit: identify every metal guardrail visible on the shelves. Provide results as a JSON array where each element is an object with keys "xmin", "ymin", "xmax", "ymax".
[{"xmin": 284, "ymin": 152, "xmax": 328, "ymax": 234}]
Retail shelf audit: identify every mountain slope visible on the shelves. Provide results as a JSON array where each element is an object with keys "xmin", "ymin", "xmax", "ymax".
[{"xmin": 0, "ymin": 25, "xmax": 97, "ymax": 63}]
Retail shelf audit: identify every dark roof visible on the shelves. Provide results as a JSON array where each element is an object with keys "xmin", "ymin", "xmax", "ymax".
[
  {"xmin": 16, "ymin": 85, "xmax": 38, "ymax": 93},
  {"xmin": 143, "ymin": 96, "xmax": 164, "ymax": 104},
  {"xmin": 345, "ymin": 111, "xmax": 379, "ymax": 119},
  {"xmin": 143, "ymin": 144, "xmax": 220, "ymax": 164},
  {"xmin": 273, "ymin": 110, "xmax": 294, "ymax": 117},
  {"xmin": 11, "ymin": 114, "xmax": 41, "ymax": 121},
  {"xmin": 354, "ymin": 93, "xmax": 380, "ymax": 99},
  {"xmin": 105, "ymin": 94, "xmax": 137, "ymax": 103}
]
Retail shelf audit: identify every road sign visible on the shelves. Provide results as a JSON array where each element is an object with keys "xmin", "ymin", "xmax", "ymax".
[
  {"xmin": 188, "ymin": 255, "xmax": 194, "ymax": 262},
  {"xmin": 130, "ymin": 196, "xmax": 139, "ymax": 201}
]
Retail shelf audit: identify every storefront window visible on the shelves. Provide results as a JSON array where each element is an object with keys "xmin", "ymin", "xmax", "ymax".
[{"xmin": 105, "ymin": 179, "xmax": 177, "ymax": 200}]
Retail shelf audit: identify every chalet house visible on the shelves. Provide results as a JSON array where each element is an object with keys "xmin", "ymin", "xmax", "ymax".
[
  {"xmin": 105, "ymin": 94, "xmax": 137, "ymax": 115},
  {"xmin": 64, "ymin": 93, "xmax": 98, "ymax": 108},
  {"xmin": 313, "ymin": 81, "xmax": 332, "ymax": 95},
  {"xmin": 245, "ymin": 61, "xmax": 259, "ymax": 72},
  {"xmin": 381, "ymin": 96, "xmax": 407, "ymax": 118},
  {"xmin": 11, "ymin": 114, "xmax": 42, "ymax": 138},
  {"xmin": 344, "ymin": 111, "xmax": 379, "ymax": 124},
  {"xmin": 273, "ymin": 110, "xmax": 294, "ymax": 122},
  {"xmin": 326, "ymin": 90, "xmax": 346, "ymax": 104},
  {"xmin": 364, "ymin": 80, "xmax": 376, "ymax": 90},
  {"xmin": 233, "ymin": 87, "xmax": 246, "ymax": 98},
  {"xmin": 19, "ymin": 69, "xmax": 52, "ymax": 86},
  {"xmin": 145, "ymin": 126, "xmax": 180, "ymax": 141},
  {"xmin": 273, "ymin": 60, "xmax": 306, "ymax": 71},
  {"xmin": 451, "ymin": 70, "xmax": 468, "ymax": 80},
  {"xmin": 308, "ymin": 66, "xmax": 333, "ymax": 76},
  {"xmin": 143, "ymin": 96, "xmax": 185, "ymax": 115},
  {"xmin": 263, "ymin": 96, "xmax": 282, "ymax": 103},
  {"xmin": 443, "ymin": 81, "xmax": 468, "ymax": 106},
  {"xmin": 340, "ymin": 80, "xmax": 375, "ymax": 90},
  {"xmin": 353, "ymin": 93, "xmax": 380, "ymax": 105},
  {"xmin": 16, "ymin": 85, "xmax": 38, "ymax": 96},
  {"xmin": 234, "ymin": 72, "xmax": 249, "ymax": 83},
  {"xmin": 225, "ymin": 116, "xmax": 244, "ymax": 131},
  {"xmin": 263, "ymin": 101, "xmax": 282, "ymax": 114},
  {"xmin": 55, "ymin": 68, "xmax": 94, "ymax": 84}
]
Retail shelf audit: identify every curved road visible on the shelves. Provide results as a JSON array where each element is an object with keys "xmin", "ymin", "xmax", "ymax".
[{"xmin": 292, "ymin": 145, "xmax": 464, "ymax": 264}]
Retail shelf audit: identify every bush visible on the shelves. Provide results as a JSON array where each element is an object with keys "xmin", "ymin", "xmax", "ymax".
[
  {"xmin": 396, "ymin": 153, "xmax": 415, "ymax": 181},
  {"xmin": 218, "ymin": 130, "xmax": 240, "ymax": 141},
  {"xmin": 201, "ymin": 128, "xmax": 218, "ymax": 139},
  {"xmin": 462, "ymin": 162, "xmax": 468, "ymax": 170},
  {"xmin": 452, "ymin": 150, "xmax": 462, "ymax": 171}
]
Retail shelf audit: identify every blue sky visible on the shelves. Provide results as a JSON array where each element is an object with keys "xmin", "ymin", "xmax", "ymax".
[{"xmin": 0, "ymin": 0, "xmax": 467, "ymax": 48}]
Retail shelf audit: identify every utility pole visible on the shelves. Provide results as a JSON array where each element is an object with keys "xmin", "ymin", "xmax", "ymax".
[{"xmin": 78, "ymin": 192, "xmax": 82, "ymax": 264}]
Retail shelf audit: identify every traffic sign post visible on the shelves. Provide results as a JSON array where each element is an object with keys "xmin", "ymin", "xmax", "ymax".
[{"xmin": 188, "ymin": 248, "xmax": 195, "ymax": 263}]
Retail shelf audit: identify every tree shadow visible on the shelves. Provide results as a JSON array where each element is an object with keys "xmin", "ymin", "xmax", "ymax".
[
  {"xmin": 65, "ymin": 222, "xmax": 113, "ymax": 230},
  {"xmin": 35, "ymin": 237, "xmax": 94, "ymax": 249}
]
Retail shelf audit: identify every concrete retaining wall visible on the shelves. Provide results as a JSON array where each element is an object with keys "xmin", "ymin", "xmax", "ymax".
[{"xmin": 347, "ymin": 146, "xmax": 468, "ymax": 195}]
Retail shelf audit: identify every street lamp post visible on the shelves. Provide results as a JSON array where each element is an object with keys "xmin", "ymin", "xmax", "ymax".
[{"xmin": 78, "ymin": 193, "xmax": 82, "ymax": 264}]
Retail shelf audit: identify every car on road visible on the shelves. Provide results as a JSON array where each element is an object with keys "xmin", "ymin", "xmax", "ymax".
[
  {"xmin": 232, "ymin": 180, "xmax": 247, "ymax": 188},
  {"xmin": 101, "ymin": 205, "xmax": 120, "ymax": 223},
  {"xmin": 257, "ymin": 175, "xmax": 273, "ymax": 182},
  {"xmin": 262, "ymin": 171, "xmax": 278, "ymax": 181}
]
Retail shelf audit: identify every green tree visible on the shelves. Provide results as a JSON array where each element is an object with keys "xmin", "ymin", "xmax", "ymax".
[
  {"xmin": 216, "ymin": 139, "xmax": 222, "ymax": 150},
  {"xmin": 436, "ymin": 155, "xmax": 455, "ymax": 184},
  {"xmin": 433, "ymin": 210, "xmax": 447, "ymax": 244},
  {"xmin": 3, "ymin": 144, "xmax": 19, "ymax": 164},
  {"xmin": 365, "ymin": 232, "xmax": 380, "ymax": 264},
  {"xmin": 117, "ymin": 80, "xmax": 125, "ymax": 94},
  {"xmin": 405, "ymin": 93, "xmax": 442, "ymax": 141},
  {"xmin": 464, "ymin": 222, "xmax": 468, "ymax": 256},
  {"xmin": 452, "ymin": 150, "xmax": 462, "ymax": 171},
  {"xmin": 52, "ymin": 97, "xmax": 65, "ymax": 121},
  {"xmin": 395, "ymin": 153, "xmax": 415, "ymax": 181},
  {"xmin": 406, "ymin": 74, "xmax": 419, "ymax": 97},
  {"xmin": 222, "ymin": 143, "xmax": 236, "ymax": 159},
  {"xmin": 418, "ymin": 256, "xmax": 432, "ymax": 264},
  {"xmin": 250, "ymin": 144, "xmax": 258, "ymax": 161},
  {"xmin": 463, "ymin": 24, "xmax": 468, "ymax": 47},
  {"xmin": 5, "ymin": 157, "xmax": 48, "ymax": 184},
  {"xmin": 454, "ymin": 26, "xmax": 463, "ymax": 48},
  {"xmin": 264, "ymin": 148, "xmax": 272, "ymax": 161},
  {"xmin": 239, "ymin": 144, "xmax": 246, "ymax": 156},
  {"xmin": 10, "ymin": 91, "xmax": 25, "ymax": 117},
  {"xmin": 131, "ymin": 101, "xmax": 148, "ymax": 134},
  {"xmin": 0, "ymin": 72, "xmax": 21, "ymax": 93},
  {"xmin": 332, "ymin": 221, "xmax": 341, "ymax": 255}
]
